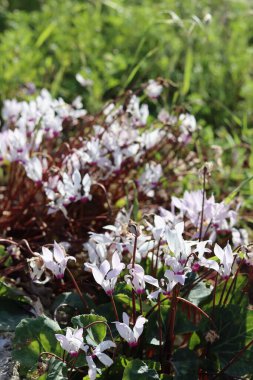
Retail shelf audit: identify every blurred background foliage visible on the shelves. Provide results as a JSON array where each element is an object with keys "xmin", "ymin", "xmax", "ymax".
[{"xmin": 0, "ymin": 0, "xmax": 253, "ymax": 210}]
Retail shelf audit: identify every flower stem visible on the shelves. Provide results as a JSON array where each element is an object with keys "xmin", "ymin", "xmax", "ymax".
[
  {"xmin": 212, "ymin": 338, "xmax": 253, "ymax": 379},
  {"xmin": 158, "ymin": 293, "xmax": 163, "ymax": 363},
  {"xmin": 131, "ymin": 232, "xmax": 138, "ymax": 324},
  {"xmin": 66, "ymin": 267, "xmax": 88, "ymax": 311},
  {"xmin": 163, "ymin": 286, "xmax": 179, "ymax": 374},
  {"xmin": 110, "ymin": 295, "xmax": 119, "ymax": 321},
  {"xmin": 199, "ymin": 166, "xmax": 207, "ymax": 241},
  {"xmin": 139, "ymin": 293, "xmax": 143, "ymax": 315}
]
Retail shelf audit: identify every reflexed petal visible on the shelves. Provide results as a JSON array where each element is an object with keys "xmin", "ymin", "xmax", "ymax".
[
  {"xmin": 133, "ymin": 316, "xmax": 147, "ymax": 340},
  {"xmin": 72, "ymin": 169, "xmax": 81, "ymax": 189},
  {"xmin": 96, "ymin": 352, "xmax": 113, "ymax": 367},
  {"xmin": 214, "ymin": 244, "xmax": 224, "ymax": 262},
  {"xmin": 41, "ymin": 247, "xmax": 53, "ymax": 262},
  {"xmin": 144, "ymin": 275, "xmax": 159, "ymax": 287},
  {"xmin": 114, "ymin": 321, "xmax": 133, "ymax": 342},
  {"xmin": 112, "ymin": 251, "xmax": 121, "ymax": 269},
  {"xmin": 53, "ymin": 241, "xmax": 65, "ymax": 263},
  {"xmin": 100, "ymin": 260, "xmax": 110, "ymax": 277},
  {"xmin": 86, "ymin": 356, "xmax": 97, "ymax": 380},
  {"xmin": 74, "ymin": 328, "xmax": 83, "ymax": 341},
  {"xmin": 96, "ymin": 340, "xmax": 116, "ymax": 353},
  {"xmin": 122, "ymin": 312, "xmax": 130, "ymax": 326}
]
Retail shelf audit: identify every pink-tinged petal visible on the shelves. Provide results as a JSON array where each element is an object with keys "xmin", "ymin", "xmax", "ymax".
[
  {"xmin": 53, "ymin": 241, "xmax": 65, "ymax": 263},
  {"xmin": 224, "ymin": 243, "xmax": 233, "ymax": 265},
  {"xmin": 200, "ymin": 257, "xmax": 219, "ymax": 272},
  {"xmin": 144, "ymin": 275, "xmax": 159, "ymax": 288},
  {"xmin": 154, "ymin": 215, "xmax": 165, "ymax": 229},
  {"xmin": 86, "ymin": 356, "xmax": 97, "ymax": 380},
  {"xmin": 112, "ymin": 251, "xmax": 121, "ymax": 269},
  {"xmin": 147, "ymin": 289, "xmax": 161, "ymax": 300},
  {"xmin": 65, "ymin": 327, "xmax": 73, "ymax": 340},
  {"xmin": 44, "ymin": 260, "xmax": 59, "ymax": 276},
  {"xmin": 96, "ymin": 340, "xmax": 116, "ymax": 353},
  {"xmin": 174, "ymin": 273, "xmax": 185, "ymax": 286},
  {"xmin": 122, "ymin": 312, "xmax": 130, "ymax": 326},
  {"xmin": 41, "ymin": 247, "xmax": 53, "ymax": 262},
  {"xmin": 55, "ymin": 334, "xmax": 70, "ymax": 352},
  {"xmin": 133, "ymin": 316, "xmax": 147, "ymax": 340},
  {"xmin": 175, "ymin": 222, "xmax": 184, "ymax": 236},
  {"xmin": 114, "ymin": 322, "xmax": 133, "ymax": 342},
  {"xmin": 74, "ymin": 328, "xmax": 83, "ymax": 341},
  {"xmin": 91, "ymin": 266, "xmax": 104, "ymax": 285},
  {"xmin": 100, "ymin": 260, "xmax": 110, "ymax": 276},
  {"xmin": 82, "ymin": 173, "xmax": 91, "ymax": 189},
  {"xmin": 172, "ymin": 196, "xmax": 182, "ymax": 209},
  {"xmin": 96, "ymin": 352, "xmax": 113, "ymax": 367},
  {"xmin": 103, "ymin": 225, "xmax": 117, "ymax": 232},
  {"xmin": 106, "ymin": 268, "xmax": 120, "ymax": 280},
  {"xmin": 72, "ymin": 169, "xmax": 81, "ymax": 189},
  {"xmin": 214, "ymin": 244, "xmax": 224, "ymax": 262}
]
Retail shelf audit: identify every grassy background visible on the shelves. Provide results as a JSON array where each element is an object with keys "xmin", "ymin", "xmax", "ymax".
[{"xmin": 0, "ymin": 0, "xmax": 253, "ymax": 210}]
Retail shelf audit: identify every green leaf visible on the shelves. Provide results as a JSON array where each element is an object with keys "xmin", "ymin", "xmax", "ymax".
[
  {"xmin": 35, "ymin": 23, "xmax": 56, "ymax": 48},
  {"xmin": 145, "ymin": 305, "xmax": 196, "ymax": 346},
  {"xmin": 52, "ymin": 291, "xmax": 93, "ymax": 312},
  {"xmin": 189, "ymin": 331, "xmax": 200, "ymax": 350},
  {"xmin": 187, "ymin": 280, "xmax": 213, "ymax": 306},
  {"xmin": 46, "ymin": 358, "xmax": 67, "ymax": 380},
  {"xmin": 122, "ymin": 359, "xmax": 159, "ymax": 379},
  {"xmin": 224, "ymin": 175, "xmax": 253, "ymax": 204},
  {"xmin": 0, "ymin": 298, "xmax": 31, "ymax": 331},
  {"xmin": 71, "ymin": 314, "xmax": 107, "ymax": 344},
  {"xmin": 199, "ymin": 305, "xmax": 253, "ymax": 377},
  {"xmin": 172, "ymin": 348, "xmax": 199, "ymax": 379},
  {"xmin": 182, "ymin": 47, "xmax": 193, "ymax": 95},
  {"xmin": 13, "ymin": 316, "xmax": 61, "ymax": 376},
  {"xmin": 201, "ymin": 274, "xmax": 248, "ymax": 310}
]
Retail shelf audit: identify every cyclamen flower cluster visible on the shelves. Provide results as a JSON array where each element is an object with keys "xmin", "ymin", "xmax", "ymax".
[
  {"xmin": 0, "ymin": 84, "xmax": 198, "ymax": 218},
  {"xmin": 55, "ymin": 327, "xmax": 116, "ymax": 380},
  {"xmin": 28, "ymin": 186, "xmax": 249, "ymax": 379},
  {"xmin": 172, "ymin": 190, "xmax": 248, "ymax": 246}
]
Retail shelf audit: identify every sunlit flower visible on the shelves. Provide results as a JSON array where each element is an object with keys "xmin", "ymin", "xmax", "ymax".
[
  {"xmin": 214, "ymin": 242, "xmax": 234, "ymax": 279},
  {"xmin": 125, "ymin": 263, "xmax": 159, "ymax": 294},
  {"xmin": 55, "ymin": 327, "xmax": 85, "ymax": 357},
  {"xmin": 38, "ymin": 241, "xmax": 76, "ymax": 279},
  {"xmin": 84, "ymin": 340, "xmax": 116, "ymax": 380},
  {"xmin": 85, "ymin": 251, "xmax": 125, "ymax": 295},
  {"xmin": 114, "ymin": 312, "xmax": 147, "ymax": 347}
]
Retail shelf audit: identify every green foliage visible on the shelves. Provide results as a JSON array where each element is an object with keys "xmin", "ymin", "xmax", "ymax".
[
  {"xmin": 122, "ymin": 359, "xmax": 159, "ymax": 380},
  {"xmin": 71, "ymin": 314, "xmax": 107, "ymax": 344},
  {"xmin": 1, "ymin": 0, "xmax": 253, "ymax": 129},
  {"xmin": 172, "ymin": 348, "xmax": 199, "ymax": 379},
  {"xmin": 0, "ymin": 280, "xmax": 32, "ymax": 331},
  {"xmin": 145, "ymin": 305, "xmax": 196, "ymax": 346},
  {"xmin": 13, "ymin": 315, "xmax": 61, "ymax": 376},
  {"xmin": 199, "ymin": 305, "xmax": 253, "ymax": 377}
]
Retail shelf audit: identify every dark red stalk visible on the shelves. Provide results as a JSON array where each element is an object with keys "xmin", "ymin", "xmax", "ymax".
[
  {"xmin": 199, "ymin": 166, "xmax": 207, "ymax": 242},
  {"xmin": 110, "ymin": 295, "xmax": 119, "ymax": 321},
  {"xmin": 212, "ymin": 338, "xmax": 253, "ymax": 379},
  {"xmin": 66, "ymin": 267, "xmax": 88, "ymax": 311}
]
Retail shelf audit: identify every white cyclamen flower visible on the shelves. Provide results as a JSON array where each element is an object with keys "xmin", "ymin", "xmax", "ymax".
[
  {"xmin": 55, "ymin": 327, "xmax": 85, "ymax": 357},
  {"xmin": 85, "ymin": 251, "xmax": 125, "ymax": 295},
  {"xmin": 84, "ymin": 340, "xmax": 116, "ymax": 380},
  {"xmin": 214, "ymin": 242, "xmax": 234, "ymax": 279},
  {"xmin": 38, "ymin": 241, "xmax": 76, "ymax": 279},
  {"xmin": 113, "ymin": 312, "xmax": 147, "ymax": 347},
  {"xmin": 125, "ymin": 263, "xmax": 159, "ymax": 294}
]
